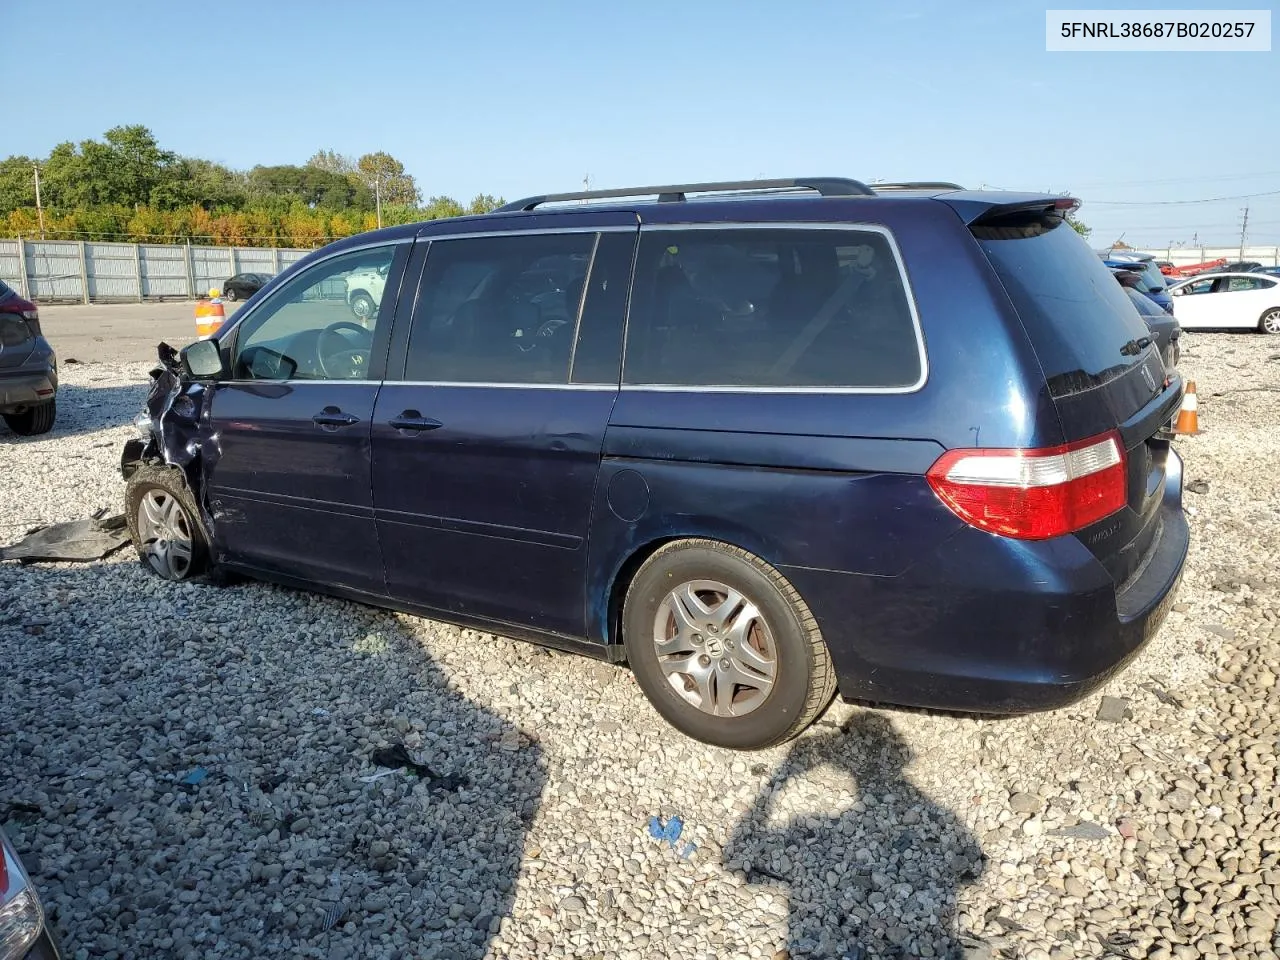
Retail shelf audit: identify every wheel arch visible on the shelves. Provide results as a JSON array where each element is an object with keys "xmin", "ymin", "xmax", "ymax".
[{"xmin": 594, "ymin": 520, "xmax": 778, "ymax": 651}]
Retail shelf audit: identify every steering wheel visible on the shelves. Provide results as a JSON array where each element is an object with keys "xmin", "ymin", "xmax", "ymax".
[
  {"xmin": 317, "ymin": 320, "xmax": 374, "ymax": 379},
  {"xmin": 513, "ymin": 314, "xmax": 571, "ymax": 353}
]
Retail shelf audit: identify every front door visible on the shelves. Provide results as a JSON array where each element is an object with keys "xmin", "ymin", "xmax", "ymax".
[
  {"xmin": 205, "ymin": 240, "xmax": 409, "ymax": 594},
  {"xmin": 372, "ymin": 221, "xmax": 636, "ymax": 637}
]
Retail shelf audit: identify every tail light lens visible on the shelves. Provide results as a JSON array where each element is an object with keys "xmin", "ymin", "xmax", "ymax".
[
  {"xmin": 927, "ymin": 432, "xmax": 1128, "ymax": 540},
  {"xmin": 0, "ymin": 831, "xmax": 44, "ymax": 960}
]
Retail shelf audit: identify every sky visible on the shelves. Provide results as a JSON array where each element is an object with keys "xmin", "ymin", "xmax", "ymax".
[{"xmin": 6, "ymin": 0, "xmax": 1278, "ymax": 249}]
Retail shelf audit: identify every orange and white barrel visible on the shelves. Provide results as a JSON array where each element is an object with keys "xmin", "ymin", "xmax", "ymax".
[{"xmin": 195, "ymin": 290, "xmax": 226, "ymax": 340}]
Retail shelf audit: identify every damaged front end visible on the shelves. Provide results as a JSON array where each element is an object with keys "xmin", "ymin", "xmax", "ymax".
[{"xmin": 121, "ymin": 342, "xmax": 215, "ymax": 515}]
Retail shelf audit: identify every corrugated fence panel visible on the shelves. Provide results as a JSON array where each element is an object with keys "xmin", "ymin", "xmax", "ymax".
[
  {"xmin": 140, "ymin": 245, "xmax": 190, "ymax": 298},
  {"xmin": 86, "ymin": 242, "xmax": 140, "ymax": 300},
  {"xmin": 27, "ymin": 242, "xmax": 84, "ymax": 301},
  {"xmin": 0, "ymin": 239, "xmax": 21, "ymax": 291},
  {"xmin": 235, "ymin": 247, "xmax": 276, "ymax": 273},
  {"xmin": 280, "ymin": 250, "xmax": 308, "ymax": 271},
  {"xmin": 192, "ymin": 246, "xmax": 235, "ymax": 296},
  {"xmin": 3, "ymin": 241, "xmax": 321, "ymax": 301}
]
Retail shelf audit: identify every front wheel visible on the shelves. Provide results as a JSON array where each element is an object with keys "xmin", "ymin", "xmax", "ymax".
[
  {"xmin": 125, "ymin": 465, "xmax": 210, "ymax": 581},
  {"xmin": 1259, "ymin": 308, "xmax": 1280, "ymax": 334},
  {"xmin": 622, "ymin": 539, "xmax": 837, "ymax": 750},
  {"xmin": 349, "ymin": 292, "xmax": 376, "ymax": 324},
  {"xmin": 223, "ymin": 286, "xmax": 238, "ymax": 302},
  {"xmin": 3, "ymin": 399, "xmax": 56, "ymax": 436}
]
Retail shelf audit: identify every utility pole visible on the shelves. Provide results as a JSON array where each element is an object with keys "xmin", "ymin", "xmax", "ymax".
[
  {"xmin": 375, "ymin": 171, "xmax": 383, "ymax": 230},
  {"xmin": 582, "ymin": 174, "xmax": 590, "ymax": 204},
  {"xmin": 32, "ymin": 164, "xmax": 45, "ymax": 240},
  {"xmin": 1238, "ymin": 206, "xmax": 1249, "ymax": 262}
]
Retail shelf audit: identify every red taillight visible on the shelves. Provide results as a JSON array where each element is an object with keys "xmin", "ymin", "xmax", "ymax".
[{"xmin": 927, "ymin": 431, "xmax": 1128, "ymax": 540}]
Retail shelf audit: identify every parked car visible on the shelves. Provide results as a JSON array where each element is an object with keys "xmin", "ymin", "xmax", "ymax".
[
  {"xmin": 1251, "ymin": 265, "xmax": 1280, "ymax": 277},
  {"xmin": 1115, "ymin": 274, "xmax": 1181, "ymax": 369},
  {"xmin": 120, "ymin": 177, "xmax": 1188, "ymax": 750},
  {"xmin": 344, "ymin": 263, "xmax": 390, "ymax": 324},
  {"xmin": 220, "ymin": 273, "xmax": 272, "ymax": 302},
  {"xmin": 0, "ymin": 280, "xmax": 57, "ymax": 436},
  {"xmin": 1101, "ymin": 253, "xmax": 1173, "ymax": 314},
  {"xmin": 1, "ymin": 826, "xmax": 62, "ymax": 959},
  {"xmin": 1168, "ymin": 272, "xmax": 1280, "ymax": 333}
]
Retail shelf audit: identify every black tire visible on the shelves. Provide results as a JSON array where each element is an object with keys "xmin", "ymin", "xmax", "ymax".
[
  {"xmin": 124, "ymin": 465, "xmax": 211, "ymax": 581},
  {"xmin": 1259, "ymin": 307, "xmax": 1280, "ymax": 335},
  {"xmin": 3, "ymin": 399, "xmax": 56, "ymax": 436},
  {"xmin": 223, "ymin": 286, "xmax": 238, "ymax": 302},
  {"xmin": 622, "ymin": 539, "xmax": 837, "ymax": 750}
]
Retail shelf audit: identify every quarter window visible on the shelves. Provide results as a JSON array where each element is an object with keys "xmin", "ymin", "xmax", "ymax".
[
  {"xmin": 623, "ymin": 228, "xmax": 922, "ymax": 389},
  {"xmin": 404, "ymin": 233, "xmax": 597, "ymax": 384},
  {"xmin": 231, "ymin": 245, "xmax": 397, "ymax": 381}
]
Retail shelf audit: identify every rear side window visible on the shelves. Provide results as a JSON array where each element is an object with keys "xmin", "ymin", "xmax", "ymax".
[
  {"xmin": 623, "ymin": 228, "xmax": 922, "ymax": 389},
  {"xmin": 976, "ymin": 216, "xmax": 1154, "ymax": 398}
]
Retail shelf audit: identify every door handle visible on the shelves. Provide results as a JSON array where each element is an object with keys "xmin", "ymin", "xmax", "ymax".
[
  {"xmin": 388, "ymin": 410, "xmax": 443, "ymax": 433},
  {"xmin": 312, "ymin": 407, "xmax": 361, "ymax": 428}
]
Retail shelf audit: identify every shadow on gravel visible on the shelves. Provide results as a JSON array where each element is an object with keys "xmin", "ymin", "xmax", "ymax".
[
  {"xmin": 0, "ymin": 560, "xmax": 546, "ymax": 960},
  {"xmin": 727, "ymin": 715, "xmax": 985, "ymax": 959},
  {"xmin": 0, "ymin": 381, "xmax": 148, "ymax": 442}
]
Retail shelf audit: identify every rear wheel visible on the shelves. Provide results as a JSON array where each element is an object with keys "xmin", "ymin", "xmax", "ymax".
[
  {"xmin": 1259, "ymin": 308, "xmax": 1280, "ymax": 334},
  {"xmin": 622, "ymin": 539, "xmax": 837, "ymax": 750},
  {"xmin": 2, "ymin": 399, "xmax": 56, "ymax": 436},
  {"xmin": 125, "ymin": 465, "xmax": 210, "ymax": 581}
]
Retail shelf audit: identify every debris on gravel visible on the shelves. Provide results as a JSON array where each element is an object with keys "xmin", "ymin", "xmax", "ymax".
[{"xmin": 2, "ymin": 332, "xmax": 1278, "ymax": 959}]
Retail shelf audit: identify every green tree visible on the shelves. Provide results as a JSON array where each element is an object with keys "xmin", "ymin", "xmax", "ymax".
[
  {"xmin": 1067, "ymin": 213, "xmax": 1090, "ymax": 238},
  {"xmin": 0, "ymin": 156, "xmax": 38, "ymax": 215},
  {"xmin": 421, "ymin": 195, "xmax": 464, "ymax": 220},
  {"xmin": 356, "ymin": 152, "xmax": 419, "ymax": 206},
  {"xmin": 466, "ymin": 193, "xmax": 503, "ymax": 215},
  {"xmin": 307, "ymin": 149, "xmax": 356, "ymax": 177}
]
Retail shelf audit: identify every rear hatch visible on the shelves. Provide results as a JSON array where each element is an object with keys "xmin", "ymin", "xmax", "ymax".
[
  {"xmin": 0, "ymin": 283, "xmax": 38, "ymax": 369},
  {"xmin": 974, "ymin": 210, "xmax": 1181, "ymax": 588}
]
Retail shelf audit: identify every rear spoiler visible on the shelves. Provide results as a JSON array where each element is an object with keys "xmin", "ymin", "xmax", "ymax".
[{"xmin": 939, "ymin": 192, "xmax": 1080, "ymax": 226}]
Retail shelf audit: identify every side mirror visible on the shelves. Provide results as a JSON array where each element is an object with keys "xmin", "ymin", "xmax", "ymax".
[{"xmin": 182, "ymin": 339, "xmax": 225, "ymax": 379}]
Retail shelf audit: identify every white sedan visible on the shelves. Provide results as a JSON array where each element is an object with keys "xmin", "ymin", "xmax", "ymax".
[{"xmin": 1168, "ymin": 272, "xmax": 1280, "ymax": 334}]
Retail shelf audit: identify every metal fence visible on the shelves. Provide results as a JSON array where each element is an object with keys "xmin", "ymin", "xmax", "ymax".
[
  {"xmin": 1131, "ymin": 245, "xmax": 1280, "ymax": 268},
  {"xmin": 0, "ymin": 238, "xmax": 312, "ymax": 303}
]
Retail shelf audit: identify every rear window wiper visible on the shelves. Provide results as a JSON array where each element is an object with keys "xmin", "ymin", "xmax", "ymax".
[{"xmin": 1120, "ymin": 336, "xmax": 1152, "ymax": 357}]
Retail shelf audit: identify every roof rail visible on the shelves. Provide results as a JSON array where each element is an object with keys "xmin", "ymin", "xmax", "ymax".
[
  {"xmin": 872, "ymin": 181, "xmax": 965, "ymax": 192},
  {"xmin": 494, "ymin": 177, "xmax": 875, "ymax": 213}
]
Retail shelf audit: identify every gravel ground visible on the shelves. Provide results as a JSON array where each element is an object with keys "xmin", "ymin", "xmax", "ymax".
[{"xmin": 2, "ymin": 333, "xmax": 1278, "ymax": 960}]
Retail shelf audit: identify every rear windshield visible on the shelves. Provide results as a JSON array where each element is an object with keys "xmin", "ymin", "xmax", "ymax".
[
  {"xmin": 0, "ymin": 280, "xmax": 12, "ymax": 300},
  {"xmin": 976, "ymin": 216, "xmax": 1155, "ymax": 398},
  {"xmin": 1124, "ymin": 287, "xmax": 1164, "ymax": 318}
]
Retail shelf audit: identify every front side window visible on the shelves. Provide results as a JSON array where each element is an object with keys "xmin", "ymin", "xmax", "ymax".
[
  {"xmin": 623, "ymin": 228, "xmax": 922, "ymax": 389},
  {"xmin": 404, "ymin": 233, "xmax": 596, "ymax": 384},
  {"xmin": 231, "ymin": 245, "xmax": 397, "ymax": 381}
]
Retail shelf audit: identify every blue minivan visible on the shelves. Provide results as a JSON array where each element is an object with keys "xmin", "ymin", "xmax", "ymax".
[{"xmin": 121, "ymin": 178, "xmax": 1189, "ymax": 749}]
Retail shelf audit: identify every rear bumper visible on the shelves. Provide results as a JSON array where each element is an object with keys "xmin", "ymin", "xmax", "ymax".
[
  {"xmin": 0, "ymin": 370, "xmax": 57, "ymax": 412},
  {"xmin": 784, "ymin": 450, "xmax": 1189, "ymax": 715}
]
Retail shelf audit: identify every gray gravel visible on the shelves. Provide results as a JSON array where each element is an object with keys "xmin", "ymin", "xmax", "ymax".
[{"xmin": 2, "ymin": 333, "xmax": 1279, "ymax": 960}]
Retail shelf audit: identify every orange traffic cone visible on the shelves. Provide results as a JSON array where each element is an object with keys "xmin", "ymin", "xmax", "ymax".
[
  {"xmin": 1173, "ymin": 380, "xmax": 1199, "ymax": 436},
  {"xmin": 195, "ymin": 289, "xmax": 226, "ymax": 340}
]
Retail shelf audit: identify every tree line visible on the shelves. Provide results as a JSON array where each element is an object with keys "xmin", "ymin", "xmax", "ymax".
[{"xmin": 0, "ymin": 126, "xmax": 502, "ymax": 248}]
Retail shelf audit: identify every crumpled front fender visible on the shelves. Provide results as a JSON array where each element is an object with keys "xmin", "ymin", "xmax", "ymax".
[{"xmin": 121, "ymin": 342, "xmax": 219, "ymax": 533}]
